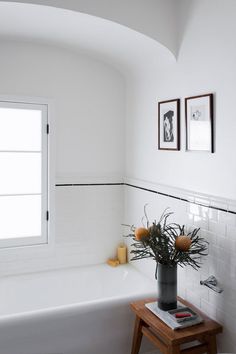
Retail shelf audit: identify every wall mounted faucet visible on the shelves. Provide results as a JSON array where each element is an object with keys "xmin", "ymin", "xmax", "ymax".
[{"xmin": 200, "ymin": 275, "xmax": 223, "ymax": 293}]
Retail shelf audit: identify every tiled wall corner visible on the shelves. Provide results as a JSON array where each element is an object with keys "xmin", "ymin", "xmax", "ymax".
[{"xmin": 124, "ymin": 178, "xmax": 236, "ymax": 352}]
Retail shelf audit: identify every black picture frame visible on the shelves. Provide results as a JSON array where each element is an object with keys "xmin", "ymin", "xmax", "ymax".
[
  {"xmin": 185, "ymin": 94, "xmax": 214, "ymax": 153},
  {"xmin": 158, "ymin": 99, "xmax": 180, "ymax": 151}
]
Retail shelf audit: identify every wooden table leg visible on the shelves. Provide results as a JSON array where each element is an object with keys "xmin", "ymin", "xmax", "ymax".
[
  {"xmin": 168, "ymin": 344, "xmax": 180, "ymax": 354},
  {"xmin": 131, "ymin": 316, "xmax": 144, "ymax": 354},
  {"xmin": 206, "ymin": 335, "xmax": 217, "ymax": 354}
]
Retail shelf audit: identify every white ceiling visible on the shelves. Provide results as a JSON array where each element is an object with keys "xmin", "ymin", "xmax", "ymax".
[{"xmin": 0, "ymin": 2, "xmax": 175, "ymax": 76}]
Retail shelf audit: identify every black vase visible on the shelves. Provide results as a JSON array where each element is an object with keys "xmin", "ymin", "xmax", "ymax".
[{"xmin": 157, "ymin": 263, "xmax": 177, "ymax": 311}]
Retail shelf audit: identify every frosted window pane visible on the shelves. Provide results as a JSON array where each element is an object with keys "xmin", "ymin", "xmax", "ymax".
[
  {"xmin": 0, "ymin": 153, "xmax": 41, "ymax": 194},
  {"xmin": 0, "ymin": 195, "xmax": 41, "ymax": 239},
  {"xmin": 0, "ymin": 108, "xmax": 41, "ymax": 151}
]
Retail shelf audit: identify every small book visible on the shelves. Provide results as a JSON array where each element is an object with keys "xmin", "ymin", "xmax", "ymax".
[{"xmin": 145, "ymin": 301, "xmax": 204, "ymax": 330}]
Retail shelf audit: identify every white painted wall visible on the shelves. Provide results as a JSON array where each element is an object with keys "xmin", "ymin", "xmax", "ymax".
[
  {"xmin": 0, "ymin": 40, "xmax": 125, "ymax": 180},
  {"xmin": 4, "ymin": 0, "xmax": 178, "ymax": 56},
  {"xmin": 124, "ymin": 1, "xmax": 236, "ymax": 352},
  {"xmin": 0, "ymin": 40, "xmax": 125, "ymax": 274},
  {"xmin": 126, "ymin": 0, "xmax": 236, "ymax": 201}
]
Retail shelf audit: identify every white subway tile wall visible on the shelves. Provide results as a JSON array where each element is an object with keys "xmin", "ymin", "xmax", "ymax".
[
  {"xmin": 0, "ymin": 176, "xmax": 235, "ymax": 352},
  {"xmin": 124, "ymin": 179, "xmax": 236, "ymax": 353},
  {"xmin": 0, "ymin": 184, "xmax": 124, "ymax": 276}
]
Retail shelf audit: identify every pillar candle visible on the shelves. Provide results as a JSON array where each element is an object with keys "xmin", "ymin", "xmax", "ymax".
[{"xmin": 117, "ymin": 243, "xmax": 127, "ymax": 264}]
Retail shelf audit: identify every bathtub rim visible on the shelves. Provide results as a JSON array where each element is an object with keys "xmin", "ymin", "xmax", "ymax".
[{"xmin": 0, "ymin": 263, "xmax": 157, "ymax": 326}]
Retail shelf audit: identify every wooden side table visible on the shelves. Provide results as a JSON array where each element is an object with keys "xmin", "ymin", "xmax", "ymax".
[{"xmin": 130, "ymin": 297, "xmax": 223, "ymax": 354}]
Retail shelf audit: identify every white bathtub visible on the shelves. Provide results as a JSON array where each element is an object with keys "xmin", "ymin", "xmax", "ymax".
[{"xmin": 0, "ymin": 263, "xmax": 156, "ymax": 354}]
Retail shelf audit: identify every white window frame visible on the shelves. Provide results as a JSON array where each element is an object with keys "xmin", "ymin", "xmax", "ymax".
[{"xmin": 0, "ymin": 96, "xmax": 54, "ymax": 250}]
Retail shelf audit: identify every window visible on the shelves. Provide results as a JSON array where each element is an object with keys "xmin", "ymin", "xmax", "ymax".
[{"xmin": 0, "ymin": 100, "xmax": 49, "ymax": 248}]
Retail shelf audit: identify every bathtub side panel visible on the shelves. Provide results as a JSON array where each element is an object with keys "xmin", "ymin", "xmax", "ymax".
[{"xmin": 0, "ymin": 302, "xmax": 152, "ymax": 354}]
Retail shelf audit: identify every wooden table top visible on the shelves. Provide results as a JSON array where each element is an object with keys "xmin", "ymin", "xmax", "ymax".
[{"xmin": 130, "ymin": 297, "xmax": 223, "ymax": 345}]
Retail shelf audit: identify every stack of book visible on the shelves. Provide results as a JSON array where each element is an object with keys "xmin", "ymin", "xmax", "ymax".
[{"xmin": 145, "ymin": 301, "xmax": 203, "ymax": 330}]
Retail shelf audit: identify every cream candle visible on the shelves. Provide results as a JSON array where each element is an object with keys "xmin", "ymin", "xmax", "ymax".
[{"xmin": 117, "ymin": 244, "xmax": 127, "ymax": 264}]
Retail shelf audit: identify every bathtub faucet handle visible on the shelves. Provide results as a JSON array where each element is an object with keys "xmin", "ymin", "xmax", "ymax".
[{"xmin": 200, "ymin": 275, "xmax": 223, "ymax": 293}]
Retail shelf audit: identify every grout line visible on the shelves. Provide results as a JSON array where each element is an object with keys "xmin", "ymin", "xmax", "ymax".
[{"xmin": 55, "ymin": 182, "xmax": 236, "ymax": 215}]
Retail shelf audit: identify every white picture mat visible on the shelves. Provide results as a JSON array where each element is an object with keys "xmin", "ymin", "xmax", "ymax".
[{"xmin": 186, "ymin": 96, "xmax": 212, "ymax": 151}]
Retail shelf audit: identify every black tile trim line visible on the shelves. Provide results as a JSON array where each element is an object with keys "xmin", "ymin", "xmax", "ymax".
[
  {"xmin": 55, "ymin": 182, "xmax": 236, "ymax": 215},
  {"xmin": 55, "ymin": 183, "xmax": 124, "ymax": 187}
]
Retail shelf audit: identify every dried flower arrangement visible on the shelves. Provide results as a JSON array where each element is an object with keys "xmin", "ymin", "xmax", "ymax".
[{"xmin": 124, "ymin": 206, "xmax": 208, "ymax": 278}]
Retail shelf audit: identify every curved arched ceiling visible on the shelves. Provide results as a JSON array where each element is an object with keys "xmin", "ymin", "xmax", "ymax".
[
  {"xmin": 0, "ymin": 2, "xmax": 176, "ymax": 77},
  {"xmin": 2, "ymin": 0, "xmax": 178, "ymax": 56}
]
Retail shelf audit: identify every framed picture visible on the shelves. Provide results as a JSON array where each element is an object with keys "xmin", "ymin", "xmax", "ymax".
[
  {"xmin": 158, "ymin": 99, "xmax": 180, "ymax": 151},
  {"xmin": 185, "ymin": 94, "xmax": 214, "ymax": 153}
]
